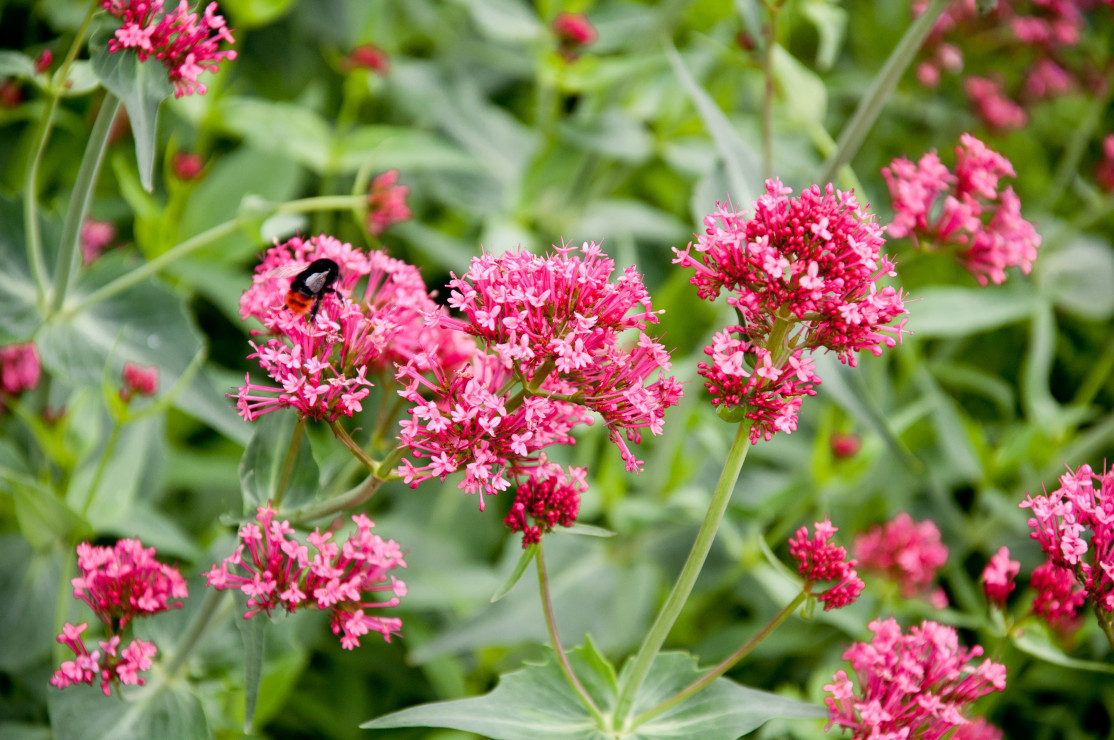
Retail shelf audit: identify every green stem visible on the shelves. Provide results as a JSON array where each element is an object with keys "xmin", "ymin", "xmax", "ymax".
[
  {"xmin": 272, "ymin": 418, "xmax": 305, "ymax": 510},
  {"xmin": 536, "ymin": 541, "xmax": 607, "ymax": 726},
  {"xmin": 760, "ymin": 1, "xmax": 782, "ymax": 180},
  {"xmin": 1096, "ymin": 602, "xmax": 1114, "ymax": 652},
  {"xmin": 329, "ymin": 419, "xmax": 379, "ymax": 474},
  {"xmin": 59, "ymin": 194, "xmax": 364, "ymax": 317},
  {"xmin": 50, "ymin": 93, "xmax": 121, "ymax": 314},
  {"xmin": 612, "ymin": 420, "xmax": 754, "ymax": 728},
  {"xmin": 163, "ymin": 588, "xmax": 229, "ymax": 679},
  {"xmin": 1043, "ymin": 66, "xmax": 1114, "ymax": 211},
  {"xmin": 818, "ymin": 0, "xmax": 950, "ymax": 184},
  {"xmin": 632, "ymin": 591, "xmax": 806, "ymax": 727},
  {"xmin": 80, "ymin": 419, "xmax": 122, "ymax": 516},
  {"xmin": 24, "ymin": 2, "xmax": 99, "ymax": 303},
  {"xmin": 286, "ymin": 474, "xmax": 385, "ymax": 524}
]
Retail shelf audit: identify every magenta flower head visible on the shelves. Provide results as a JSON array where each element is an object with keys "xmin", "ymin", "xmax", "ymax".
[
  {"xmin": 204, "ymin": 507, "xmax": 407, "ymax": 649},
  {"xmin": 236, "ymin": 234, "xmax": 463, "ymax": 421},
  {"xmin": 1021, "ymin": 463, "xmax": 1114, "ymax": 620},
  {"xmin": 0, "ymin": 341, "xmax": 41, "ymax": 395},
  {"xmin": 883, "ymin": 133, "xmax": 1041, "ymax": 286},
  {"xmin": 675, "ymin": 179, "xmax": 907, "ymax": 442},
  {"xmin": 787, "ymin": 518, "xmax": 864, "ymax": 610},
  {"xmin": 101, "ymin": 1, "xmax": 237, "ymax": 97},
  {"xmin": 120, "ymin": 362, "xmax": 158, "ymax": 402},
  {"xmin": 71, "ymin": 539, "xmax": 188, "ymax": 631},
  {"xmin": 981, "ymin": 546, "xmax": 1019, "ymax": 607},
  {"xmin": 824, "ymin": 618, "xmax": 1006, "ymax": 740},
  {"xmin": 503, "ymin": 460, "xmax": 586, "ymax": 547},
  {"xmin": 50, "ymin": 623, "xmax": 159, "ymax": 696},
  {"xmin": 854, "ymin": 513, "xmax": 949, "ymax": 606},
  {"xmin": 1029, "ymin": 559, "xmax": 1086, "ymax": 634},
  {"xmin": 366, "ymin": 170, "xmax": 411, "ymax": 236}
]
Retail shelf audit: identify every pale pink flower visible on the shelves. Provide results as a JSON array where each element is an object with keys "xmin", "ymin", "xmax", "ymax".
[
  {"xmin": 366, "ymin": 170, "xmax": 411, "ymax": 236},
  {"xmin": 71, "ymin": 539, "xmax": 188, "ymax": 631},
  {"xmin": 0, "ymin": 341, "xmax": 41, "ymax": 394},
  {"xmin": 854, "ymin": 513, "xmax": 949, "ymax": 602},
  {"xmin": 951, "ymin": 717, "xmax": 1004, "ymax": 740},
  {"xmin": 964, "ymin": 76, "xmax": 1027, "ymax": 131},
  {"xmin": 503, "ymin": 459, "xmax": 585, "ymax": 547},
  {"xmin": 80, "ymin": 219, "xmax": 116, "ymax": 265},
  {"xmin": 788, "ymin": 518, "xmax": 864, "ymax": 610},
  {"xmin": 825, "ymin": 618, "xmax": 1006, "ymax": 740},
  {"xmin": 50, "ymin": 622, "xmax": 160, "ymax": 696},
  {"xmin": 205, "ymin": 507, "xmax": 406, "ymax": 649},
  {"xmin": 981, "ymin": 546, "xmax": 1020, "ymax": 606}
]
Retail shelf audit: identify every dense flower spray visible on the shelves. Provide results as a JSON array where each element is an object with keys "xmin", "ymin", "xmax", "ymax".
[
  {"xmin": 397, "ymin": 241, "xmax": 680, "ymax": 507},
  {"xmin": 824, "ymin": 618, "xmax": 1006, "ymax": 740},
  {"xmin": 675, "ymin": 179, "xmax": 908, "ymax": 442},
  {"xmin": 1020, "ymin": 463, "xmax": 1114, "ymax": 638},
  {"xmin": 236, "ymin": 234, "xmax": 467, "ymax": 422},
  {"xmin": 981, "ymin": 546, "xmax": 1019, "ymax": 607},
  {"xmin": 101, "ymin": 1, "xmax": 237, "ymax": 97},
  {"xmin": 787, "ymin": 519, "xmax": 865, "ymax": 610},
  {"xmin": 503, "ymin": 459, "xmax": 586, "ymax": 547},
  {"xmin": 0, "ymin": 341, "xmax": 41, "ymax": 395},
  {"xmin": 854, "ymin": 513, "xmax": 949, "ymax": 607},
  {"xmin": 205, "ymin": 507, "xmax": 407, "ymax": 649},
  {"xmin": 51, "ymin": 539, "xmax": 187, "ymax": 695},
  {"xmin": 883, "ymin": 133, "xmax": 1041, "ymax": 286}
]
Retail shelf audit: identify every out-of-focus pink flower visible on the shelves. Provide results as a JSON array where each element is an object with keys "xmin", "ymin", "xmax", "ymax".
[
  {"xmin": 825, "ymin": 618, "xmax": 1006, "ymax": 740},
  {"xmin": 35, "ymin": 49, "xmax": 53, "ymax": 74},
  {"xmin": 788, "ymin": 518, "xmax": 865, "ymax": 610},
  {"xmin": 1021, "ymin": 463, "xmax": 1114, "ymax": 620},
  {"xmin": 101, "ymin": 0, "xmax": 237, "ymax": 97},
  {"xmin": 830, "ymin": 432, "xmax": 862, "ymax": 458},
  {"xmin": 964, "ymin": 76, "xmax": 1027, "ymax": 131},
  {"xmin": 366, "ymin": 170, "xmax": 411, "ymax": 236},
  {"xmin": 982, "ymin": 546, "xmax": 1019, "ymax": 606},
  {"xmin": 854, "ymin": 513, "xmax": 949, "ymax": 603},
  {"xmin": 80, "ymin": 218, "xmax": 116, "ymax": 265},
  {"xmin": 503, "ymin": 459, "xmax": 585, "ymax": 547},
  {"xmin": 951, "ymin": 717, "xmax": 1005, "ymax": 740},
  {"xmin": 1096, "ymin": 134, "xmax": 1114, "ymax": 192},
  {"xmin": 204, "ymin": 507, "xmax": 407, "ymax": 649},
  {"xmin": 1030, "ymin": 559, "xmax": 1086, "ymax": 633},
  {"xmin": 120, "ymin": 362, "xmax": 158, "ymax": 401},
  {"xmin": 883, "ymin": 134, "xmax": 1040, "ymax": 286},
  {"xmin": 1026, "ymin": 58, "xmax": 1073, "ymax": 99},
  {"xmin": 0, "ymin": 79, "xmax": 22, "ymax": 108},
  {"xmin": 171, "ymin": 151, "xmax": 204, "ymax": 180},
  {"xmin": 0, "ymin": 342, "xmax": 41, "ymax": 395},
  {"xmin": 675, "ymin": 179, "xmax": 908, "ymax": 442},
  {"xmin": 344, "ymin": 43, "xmax": 389, "ymax": 75},
  {"xmin": 71, "ymin": 539, "xmax": 188, "ymax": 630},
  {"xmin": 552, "ymin": 12, "xmax": 597, "ymax": 47},
  {"xmin": 50, "ymin": 623, "xmax": 159, "ymax": 696}
]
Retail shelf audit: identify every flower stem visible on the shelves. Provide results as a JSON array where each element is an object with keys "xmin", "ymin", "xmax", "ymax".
[
  {"xmin": 80, "ymin": 418, "xmax": 122, "ymax": 517},
  {"xmin": 818, "ymin": 0, "xmax": 951, "ymax": 184},
  {"xmin": 632, "ymin": 591, "xmax": 805, "ymax": 727},
  {"xmin": 49, "ymin": 93, "xmax": 121, "ymax": 314},
  {"xmin": 286, "ymin": 474, "xmax": 385, "ymax": 525},
  {"xmin": 329, "ymin": 419, "xmax": 378, "ymax": 474},
  {"xmin": 164, "ymin": 588, "xmax": 230, "ymax": 679},
  {"xmin": 612, "ymin": 420, "xmax": 753, "ymax": 728},
  {"xmin": 536, "ymin": 541, "xmax": 607, "ymax": 726},
  {"xmin": 272, "ymin": 417, "xmax": 305, "ymax": 510},
  {"xmin": 23, "ymin": 1, "xmax": 98, "ymax": 304},
  {"xmin": 760, "ymin": 0, "xmax": 783, "ymax": 180}
]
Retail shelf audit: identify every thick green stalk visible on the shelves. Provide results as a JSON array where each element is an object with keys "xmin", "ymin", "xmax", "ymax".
[
  {"xmin": 286, "ymin": 474, "xmax": 385, "ymax": 525},
  {"xmin": 612, "ymin": 420, "xmax": 754, "ymax": 728},
  {"xmin": 79, "ymin": 419, "xmax": 122, "ymax": 516},
  {"xmin": 50, "ymin": 93, "xmax": 121, "ymax": 314},
  {"xmin": 163, "ymin": 589, "xmax": 230, "ymax": 678},
  {"xmin": 536, "ymin": 542, "xmax": 607, "ymax": 726},
  {"xmin": 759, "ymin": 0, "xmax": 783, "ymax": 180},
  {"xmin": 271, "ymin": 418, "xmax": 305, "ymax": 510},
  {"xmin": 819, "ymin": 0, "xmax": 951, "ymax": 184},
  {"xmin": 632, "ymin": 591, "xmax": 805, "ymax": 727}
]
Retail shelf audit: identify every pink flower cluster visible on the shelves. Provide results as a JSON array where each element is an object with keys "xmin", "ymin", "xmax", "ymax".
[
  {"xmin": 52, "ymin": 539, "xmax": 187, "ymax": 695},
  {"xmin": 1021, "ymin": 463, "xmax": 1114, "ymax": 622},
  {"xmin": 1029, "ymin": 560, "xmax": 1086, "ymax": 632},
  {"xmin": 80, "ymin": 218, "xmax": 116, "ymax": 265},
  {"xmin": 50, "ymin": 623, "xmax": 158, "ymax": 695},
  {"xmin": 981, "ymin": 546, "xmax": 1020, "ymax": 607},
  {"xmin": 854, "ymin": 513, "xmax": 949, "ymax": 607},
  {"xmin": 1097, "ymin": 134, "xmax": 1114, "ymax": 192},
  {"xmin": 0, "ymin": 341, "xmax": 41, "ymax": 395},
  {"xmin": 883, "ymin": 134, "xmax": 1041, "ymax": 286},
  {"xmin": 120, "ymin": 362, "xmax": 158, "ymax": 401},
  {"xmin": 552, "ymin": 12, "xmax": 597, "ymax": 60},
  {"xmin": 102, "ymin": 1, "xmax": 237, "ymax": 97},
  {"xmin": 825, "ymin": 618, "xmax": 1006, "ymax": 740},
  {"xmin": 204, "ymin": 507, "xmax": 407, "ymax": 649},
  {"xmin": 236, "ymin": 234, "xmax": 467, "ymax": 422},
  {"xmin": 503, "ymin": 460, "xmax": 586, "ymax": 547},
  {"xmin": 366, "ymin": 170, "xmax": 411, "ymax": 236},
  {"xmin": 787, "ymin": 518, "xmax": 864, "ymax": 610},
  {"xmin": 675, "ymin": 179, "xmax": 907, "ymax": 442}
]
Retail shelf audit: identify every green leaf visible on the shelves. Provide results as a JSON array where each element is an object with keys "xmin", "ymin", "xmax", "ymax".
[
  {"xmin": 49, "ymin": 682, "xmax": 210, "ymax": 740},
  {"xmin": 490, "ymin": 544, "xmax": 537, "ymax": 603},
  {"xmin": 219, "ymin": 0, "xmax": 297, "ymax": 27},
  {"xmin": 91, "ymin": 35, "xmax": 173, "ymax": 192},
  {"xmin": 770, "ymin": 45, "xmax": 827, "ymax": 127},
  {"xmin": 801, "ymin": 0, "xmax": 848, "ymax": 70},
  {"xmin": 14, "ymin": 485, "xmax": 90, "ymax": 550},
  {"xmin": 218, "ymin": 97, "xmax": 332, "ymax": 173},
  {"xmin": 1036, "ymin": 234, "xmax": 1114, "ymax": 321},
  {"xmin": 0, "ymin": 198, "xmax": 48, "ymax": 342},
  {"xmin": 910, "ymin": 286, "xmax": 1037, "ymax": 338},
  {"xmin": 337, "ymin": 126, "xmax": 484, "ymax": 174},
  {"xmin": 238, "ymin": 411, "xmax": 319, "ymax": 514},
  {"xmin": 0, "ymin": 536, "xmax": 63, "ymax": 672},
  {"xmin": 0, "ymin": 51, "xmax": 37, "ymax": 79},
  {"xmin": 233, "ymin": 590, "xmax": 267, "ymax": 733},
  {"xmin": 1012, "ymin": 632, "xmax": 1114, "ymax": 674},
  {"xmin": 451, "ymin": 0, "xmax": 543, "ymax": 42},
  {"xmin": 560, "ymin": 524, "xmax": 617, "ymax": 538},
  {"xmin": 363, "ymin": 646, "xmax": 823, "ymax": 739}
]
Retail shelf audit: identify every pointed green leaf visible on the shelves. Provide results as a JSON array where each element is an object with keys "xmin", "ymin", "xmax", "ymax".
[
  {"xmin": 907, "ymin": 286, "xmax": 1037, "ymax": 338},
  {"xmin": 233, "ymin": 591, "xmax": 267, "ymax": 732},
  {"xmin": 1013, "ymin": 632, "xmax": 1114, "ymax": 675},
  {"xmin": 91, "ymin": 35, "xmax": 173, "ymax": 192},
  {"xmin": 238, "ymin": 412, "xmax": 319, "ymax": 514},
  {"xmin": 49, "ymin": 682, "xmax": 209, "ymax": 740},
  {"xmin": 0, "ymin": 536, "xmax": 63, "ymax": 672},
  {"xmin": 0, "ymin": 51, "xmax": 37, "ymax": 79},
  {"xmin": 490, "ymin": 544, "xmax": 537, "ymax": 603}
]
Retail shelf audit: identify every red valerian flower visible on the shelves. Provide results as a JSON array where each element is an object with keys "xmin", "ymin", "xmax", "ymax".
[
  {"xmin": 825, "ymin": 618, "xmax": 1006, "ymax": 740},
  {"xmin": 344, "ymin": 43, "xmax": 390, "ymax": 76},
  {"xmin": 366, "ymin": 170, "xmax": 411, "ymax": 236},
  {"xmin": 854, "ymin": 513, "xmax": 949, "ymax": 606},
  {"xmin": 204, "ymin": 507, "xmax": 407, "ymax": 649},
  {"xmin": 50, "ymin": 623, "xmax": 158, "ymax": 696},
  {"xmin": 503, "ymin": 460, "xmax": 586, "ymax": 547},
  {"xmin": 80, "ymin": 219, "xmax": 116, "ymax": 265},
  {"xmin": 981, "ymin": 546, "xmax": 1019, "ymax": 607},
  {"xmin": 71, "ymin": 539, "xmax": 188, "ymax": 630},
  {"xmin": 788, "ymin": 518, "xmax": 865, "ymax": 610},
  {"xmin": 120, "ymin": 362, "xmax": 158, "ymax": 401},
  {"xmin": 171, "ymin": 151, "xmax": 204, "ymax": 180},
  {"xmin": 0, "ymin": 341, "xmax": 41, "ymax": 394}
]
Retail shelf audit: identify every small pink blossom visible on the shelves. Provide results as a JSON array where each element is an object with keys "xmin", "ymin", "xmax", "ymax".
[
  {"xmin": 951, "ymin": 717, "xmax": 1004, "ymax": 740},
  {"xmin": 854, "ymin": 513, "xmax": 949, "ymax": 602},
  {"xmin": 787, "ymin": 518, "xmax": 864, "ymax": 610},
  {"xmin": 825, "ymin": 618, "xmax": 1006, "ymax": 740},
  {"xmin": 964, "ymin": 76, "xmax": 1027, "ymax": 131},
  {"xmin": 830, "ymin": 432, "xmax": 861, "ymax": 458},
  {"xmin": 205, "ymin": 507, "xmax": 406, "ymax": 649},
  {"xmin": 503, "ymin": 460, "xmax": 585, "ymax": 547},
  {"xmin": 35, "ymin": 49, "xmax": 53, "ymax": 74},
  {"xmin": 1030, "ymin": 559, "xmax": 1086, "ymax": 633},
  {"xmin": 0, "ymin": 341, "xmax": 41, "ymax": 395},
  {"xmin": 552, "ymin": 12, "xmax": 597, "ymax": 48},
  {"xmin": 344, "ymin": 43, "xmax": 389, "ymax": 75},
  {"xmin": 80, "ymin": 219, "xmax": 116, "ymax": 265},
  {"xmin": 981, "ymin": 546, "xmax": 1019, "ymax": 607},
  {"xmin": 120, "ymin": 362, "xmax": 158, "ymax": 401},
  {"xmin": 1096, "ymin": 134, "xmax": 1114, "ymax": 192},
  {"xmin": 366, "ymin": 170, "xmax": 411, "ymax": 236},
  {"xmin": 50, "ymin": 622, "xmax": 159, "ymax": 696},
  {"xmin": 71, "ymin": 539, "xmax": 188, "ymax": 631},
  {"xmin": 171, "ymin": 151, "xmax": 204, "ymax": 180}
]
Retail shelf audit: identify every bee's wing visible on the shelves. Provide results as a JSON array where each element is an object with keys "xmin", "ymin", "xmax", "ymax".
[{"xmin": 264, "ymin": 263, "xmax": 307, "ymax": 279}]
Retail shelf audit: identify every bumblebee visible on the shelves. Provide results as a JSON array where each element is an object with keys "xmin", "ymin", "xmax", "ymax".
[{"xmin": 270, "ymin": 258, "xmax": 341, "ymax": 323}]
